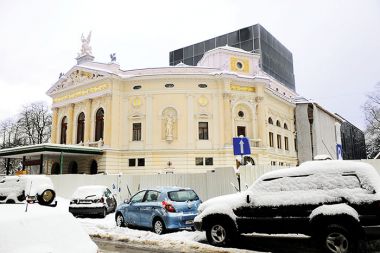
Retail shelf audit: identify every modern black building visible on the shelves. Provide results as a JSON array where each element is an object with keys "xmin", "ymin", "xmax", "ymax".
[
  {"xmin": 169, "ymin": 24, "xmax": 296, "ymax": 91},
  {"xmin": 340, "ymin": 121, "xmax": 367, "ymax": 160}
]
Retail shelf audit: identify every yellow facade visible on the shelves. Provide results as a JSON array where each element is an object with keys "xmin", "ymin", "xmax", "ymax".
[{"xmin": 47, "ymin": 46, "xmax": 298, "ymax": 174}]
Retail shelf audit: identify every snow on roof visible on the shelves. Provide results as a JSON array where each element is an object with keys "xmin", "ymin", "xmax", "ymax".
[{"xmin": 255, "ymin": 160, "xmax": 380, "ymax": 193}]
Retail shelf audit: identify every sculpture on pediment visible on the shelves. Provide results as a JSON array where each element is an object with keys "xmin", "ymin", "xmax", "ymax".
[{"xmin": 78, "ymin": 32, "xmax": 92, "ymax": 57}]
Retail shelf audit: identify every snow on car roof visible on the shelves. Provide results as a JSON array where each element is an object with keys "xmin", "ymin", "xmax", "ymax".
[
  {"xmin": 254, "ymin": 160, "xmax": 380, "ymax": 194},
  {"xmin": 72, "ymin": 185, "xmax": 108, "ymax": 199}
]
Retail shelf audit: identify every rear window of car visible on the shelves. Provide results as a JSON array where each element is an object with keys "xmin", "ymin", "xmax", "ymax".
[{"xmin": 168, "ymin": 190, "xmax": 199, "ymax": 202}]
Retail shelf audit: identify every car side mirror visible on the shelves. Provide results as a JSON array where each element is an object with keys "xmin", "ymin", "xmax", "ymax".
[
  {"xmin": 124, "ymin": 198, "xmax": 130, "ymax": 204},
  {"xmin": 246, "ymin": 194, "xmax": 251, "ymax": 204}
]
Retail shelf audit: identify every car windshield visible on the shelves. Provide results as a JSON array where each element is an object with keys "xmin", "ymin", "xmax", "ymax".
[{"xmin": 168, "ymin": 190, "xmax": 199, "ymax": 202}]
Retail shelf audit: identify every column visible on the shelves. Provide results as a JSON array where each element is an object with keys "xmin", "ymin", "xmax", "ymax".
[
  {"xmin": 146, "ymin": 95, "xmax": 153, "ymax": 149},
  {"xmin": 223, "ymin": 93, "xmax": 232, "ymax": 145},
  {"xmin": 50, "ymin": 108, "xmax": 58, "ymax": 143},
  {"xmin": 84, "ymin": 99, "xmax": 92, "ymax": 144},
  {"xmin": 212, "ymin": 94, "xmax": 219, "ymax": 149},
  {"xmin": 187, "ymin": 94, "xmax": 194, "ymax": 148},
  {"xmin": 104, "ymin": 95, "xmax": 112, "ymax": 146},
  {"xmin": 255, "ymin": 85, "xmax": 267, "ymax": 147},
  {"xmin": 66, "ymin": 104, "xmax": 75, "ymax": 144}
]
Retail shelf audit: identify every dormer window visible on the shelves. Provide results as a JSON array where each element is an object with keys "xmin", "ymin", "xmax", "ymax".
[
  {"xmin": 133, "ymin": 85, "xmax": 141, "ymax": 90},
  {"xmin": 198, "ymin": 83, "xmax": 207, "ymax": 88}
]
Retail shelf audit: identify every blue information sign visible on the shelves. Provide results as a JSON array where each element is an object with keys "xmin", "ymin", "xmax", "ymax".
[
  {"xmin": 233, "ymin": 137, "xmax": 251, "ymax": 156},
  {"xmin": 336, "ymin": 144, "xmax": 343, "ymax": 160}
]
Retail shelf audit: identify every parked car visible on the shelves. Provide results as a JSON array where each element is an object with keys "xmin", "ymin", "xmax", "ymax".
[
  {"xmin": 69, "ymin": 185, "xmax": 117, "ymax": 218},
  {"xmin": 194, "ymin": 160, "xmax": 380, "ymax": 253},
  {"xmin": 0, "ymin": 175, "xmax": 56, "ymax": 206},
  {"xmin": 115, "ymin": 187, "xmax": 201, "ymax": 234}
]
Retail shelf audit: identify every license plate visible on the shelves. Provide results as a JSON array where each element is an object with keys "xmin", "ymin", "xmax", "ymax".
[{"xmin": 185, "ymin": 220, "xmax": 194, "ymax": 225}]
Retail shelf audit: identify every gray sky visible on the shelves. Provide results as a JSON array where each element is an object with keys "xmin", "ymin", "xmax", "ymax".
[{"xmin": 0, "ymin": 0, "xmax": 379, "ymax": 130}]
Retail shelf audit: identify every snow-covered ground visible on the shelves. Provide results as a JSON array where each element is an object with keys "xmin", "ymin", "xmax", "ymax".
[
  {"xmin": 0, "ymin": 197, "xmax": 97, "ymax": 253},
  {"xmin": 72, "ymin": 198, "xmax": 258, "ymax": 253},
  {"xmin": 0, "ymin": 196, "xmax": 259, "ymax": 253}
]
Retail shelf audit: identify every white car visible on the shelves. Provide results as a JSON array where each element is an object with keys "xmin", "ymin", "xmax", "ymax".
[{"xmin": 0, "ymin": 175, "xmax": 56, "ymax": 206}]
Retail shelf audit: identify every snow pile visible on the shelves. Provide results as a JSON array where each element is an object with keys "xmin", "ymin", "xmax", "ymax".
[
  {"xmin": 79, "ymin": 211, "xmax": 250, "ymax": 253},
  {"xmin": 0, "ymin": 199, "xmax": 97, "ymax": 253},
  {"xmin": 310, "ymin": 204, "xmax": 359, "ymax": 221}
]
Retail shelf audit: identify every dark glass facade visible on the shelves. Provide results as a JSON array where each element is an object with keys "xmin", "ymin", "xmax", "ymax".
[
  {"xmin": 340, "ymin": 122, "xmax": 367, "ymax": 160},
  {"xmin": 169, "ymin": 24, "xmax": 296, "ymax": 91}
]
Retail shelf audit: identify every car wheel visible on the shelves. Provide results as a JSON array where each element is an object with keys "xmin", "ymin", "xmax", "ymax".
[
  {"xmin": 101, "ymin": 207, "xmax": 107, "ymax": 218},
  {"xmin": 37, "ymin": 189, "xmax": 55, "ymax": 205},
  {"xmin": 153, "ymin": 219, "xmax": 165, "ymax": 235},
  {"xmin": 116, "ymin": 214, "xmax": 125, "ymax": 227},
  {"xmin": 322, "ymin": 224, "xmax": 357, "ymax": 253},
  {"xmin": 206, "ymin": 220, "xmax": 236, "ymax": 246},
  {"xmin": 6, "ymin": 199, "xmax": 15, "ymax": 204}
]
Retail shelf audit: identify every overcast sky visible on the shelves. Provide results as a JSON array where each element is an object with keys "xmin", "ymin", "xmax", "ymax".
[{"xmin": 0, "ymin": 0, "xmax": 379, "ymax": 130}]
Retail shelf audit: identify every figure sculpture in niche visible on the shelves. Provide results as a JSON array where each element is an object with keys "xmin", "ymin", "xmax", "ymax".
[{"xmin": 165, "ymin": 114, "xmax": 175, "ymax": 141}]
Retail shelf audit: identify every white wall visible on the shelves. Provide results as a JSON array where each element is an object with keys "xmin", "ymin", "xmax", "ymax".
[{"xmin": 48, "ymin": 166, "xmax": 279, "ymax": 201}]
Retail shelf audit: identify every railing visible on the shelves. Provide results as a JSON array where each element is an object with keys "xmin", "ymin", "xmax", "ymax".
[{"xmin": 250, "ymin": 139, "xmax": 262, "ymax": 148}]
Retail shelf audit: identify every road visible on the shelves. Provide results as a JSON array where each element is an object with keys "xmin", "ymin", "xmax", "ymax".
[{"xmin": 93, "ymin": 234, "xmax": 380, "ymax": 253}]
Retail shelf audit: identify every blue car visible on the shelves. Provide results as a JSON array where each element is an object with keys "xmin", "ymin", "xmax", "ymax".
[{"xmin": 115, "ymin": 187, "xmax": 201, "ymax": 234}]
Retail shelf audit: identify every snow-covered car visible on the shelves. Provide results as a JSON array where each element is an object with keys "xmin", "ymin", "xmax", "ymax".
[
  {"xmin": 115, "ymin": 187, "xmax": 201, "ymax": 234},
  {"xmin": 194, "ymin": 160, "xmax": 380, "ymax": 253},
  {"xmin": 0, "ymin": 175, "xmax": 56, "ymax": 206},
  {"xmin": 69, "ymin": 185, "xmax": 117, "ymax": 218}
]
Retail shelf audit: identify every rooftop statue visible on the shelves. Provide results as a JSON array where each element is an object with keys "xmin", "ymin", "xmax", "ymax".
[{"xmin": 78, "ymin": 32, "xmax": 92, "ymax": 57}]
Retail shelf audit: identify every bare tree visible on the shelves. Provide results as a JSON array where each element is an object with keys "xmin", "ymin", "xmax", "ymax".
[
  {"xmin": 364, "ymin": 82, "xmax": 380, "ymax": 158},
  {"xmin": 18, "ymin": 102, "xmax": 51, "ymax": 145}
]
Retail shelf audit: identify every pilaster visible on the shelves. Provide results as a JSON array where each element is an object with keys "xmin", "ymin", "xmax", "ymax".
[
  {"xmin": 66, "ymin": 104, "xmax": 75, "ymax": 144},
  {"xmin": 51, "ymin": 108, "xmax": 58, "ymax": 143}
]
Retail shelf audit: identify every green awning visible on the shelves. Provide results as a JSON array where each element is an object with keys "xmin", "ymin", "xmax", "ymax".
[{"xmin": 0, "ymin": 143, "xmax": 102, "ymax": 158}]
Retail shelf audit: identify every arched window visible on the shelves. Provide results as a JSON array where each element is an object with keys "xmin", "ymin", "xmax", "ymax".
[
  {"xmin": 68, "ymin": 161, "xmax": 78, "ymax": 174},
  {"xmin": 77, "ymin": 112, "xmax": 85, "ymax": 144},
  {"xmin": 284, "ymin": 123, "xmax": 288, "ymax": 130},
  {"xmin": 268, "ymin": 117, "xmax": 273, "ymax": 125},
  {"xmin": 276, "ymin": 120, "xmax": 281, "ymax": 127},
  {"xmin": 90, "ymin": 160, "xmax": 98, "ymax": 174},
  {"xmin": 60, "ymin": 116, "xmax": 67, "ymax": 144},
  {"xmin": 51, "ymin": 162, "xmax": 60, "ymax": 174},
  {"xmin": 95, "ymin": 108, "xmax": 104, "ymax": 141}
]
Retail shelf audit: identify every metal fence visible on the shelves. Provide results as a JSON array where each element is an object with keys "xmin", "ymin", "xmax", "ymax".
[
  {"xmin": 48, "ymin": 165, "xmax": 280, "ymax": 202},
  {"xmin": 46, "ymin": 159, "xmax": 380, "ymax": 202}
]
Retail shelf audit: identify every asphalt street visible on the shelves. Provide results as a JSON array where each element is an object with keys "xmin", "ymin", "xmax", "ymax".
[{"xmin": 93, "ymin": 234, "xmax": 380, "ymax": 253}]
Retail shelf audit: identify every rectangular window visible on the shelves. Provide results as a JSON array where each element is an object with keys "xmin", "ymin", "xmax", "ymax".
[
  {"xmin": 269, "ymin": 132, "xmax": 274, "ymax": 147},
  {"xmin": 205, "ymin": 157, "xmax": 213, "ymax": 166},
  {"xmin": 277, "ymin": 134, "xmax": 282, "ymax": 149},
  {"xmin": 237, "ymin": 126, "xmax": 246, "ymax": 137},
  {"xmin": 195, "ymin": 157, "xmax": 204, "ymax": 166},
  {"xmin": 129, "ymin": 159, "xmax": 136, "ymax": 167},
  {"xmin": 198, "ymin": 122, "xmax": 209, "ymax": 140},
  {"xmin": 271, "ymin": 161, "xmax": 276, "ymax": 166},
  {"xmin": 285, "ymin": 137, "xmax": 289, "ymax": 150},
  {"xmin": 132, "ymin": 123, "xmax": 142, "ymax": 141},
  {"xmin": 138, "ymin": 158, "xmax": 145, "ymax": 167}
]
